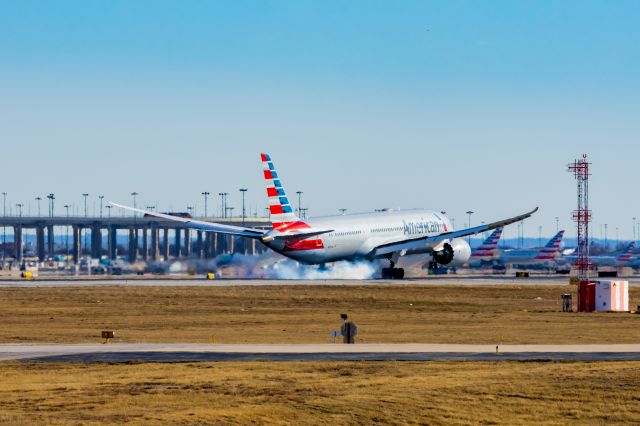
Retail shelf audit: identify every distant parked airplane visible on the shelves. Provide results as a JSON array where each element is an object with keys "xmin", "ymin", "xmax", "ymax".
[
  {"xmin": 467, "ymin": 227, "xmax": 503, "ymax": 267},
  {"xmin": 561, "ymin": 241, "xmax": 636, "ymax": 269},
  {"xmin": 112, "ymin": 154, "xmax": 537, "ymax": 279},
  {"xmin": 497, "ymin": 230, "xmax": 565, "ymax": 267}
]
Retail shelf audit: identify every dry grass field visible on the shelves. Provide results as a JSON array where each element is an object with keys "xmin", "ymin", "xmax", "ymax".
[
  {"xmin": 0, "ymin": 360, "xmax": 638, "ymax": 425},
  {"xmin": 0, "ymin": 284, "xmax": 638, "ymax": 344}
]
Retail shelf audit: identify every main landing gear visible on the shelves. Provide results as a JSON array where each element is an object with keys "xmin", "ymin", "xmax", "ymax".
[{"xmin": 381, "ymin": 261, "xmax": 405, "ymax": 279}]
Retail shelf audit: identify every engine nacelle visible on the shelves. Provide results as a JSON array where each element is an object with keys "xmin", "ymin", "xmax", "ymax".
[{"xmin": 433, "ymin": 238, "xmax": 471, "ymax": 266}]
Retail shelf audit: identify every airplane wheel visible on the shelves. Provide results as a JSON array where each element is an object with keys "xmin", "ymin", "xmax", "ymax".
[
  {"xmin": 382, "ymin": 268, "xmax": 404, "ymax": 279},
  {"xmin": 381, "ymin": 268, "xmax": 392, "ymax": 279}
]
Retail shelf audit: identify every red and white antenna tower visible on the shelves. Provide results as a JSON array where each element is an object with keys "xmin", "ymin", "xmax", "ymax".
[{"xmin": 567, "ymin": 154, "xmax": 593, "ymax": 312}]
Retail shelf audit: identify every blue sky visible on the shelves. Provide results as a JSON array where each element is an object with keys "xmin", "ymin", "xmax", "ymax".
[{"xmin": 1, "ymin": 0, "xmax": 639, "ymax": 240}]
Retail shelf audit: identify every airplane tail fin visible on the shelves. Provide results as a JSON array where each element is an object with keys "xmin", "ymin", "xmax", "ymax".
[
  {"xmin": 470, "ymin": 227, "xmax": 502, "ymax": 258},
  {"xmin": 617, "ymin": 241, "xmax": 635, "ymax": 262},
  {"xmin": 481, "ymin": 227, "xmax": 503, "ymax": 248},
  {"xmin": 544, "ymin": 230, "xmax": 565, "ymax": 249},
  {"xmin": 534, "ymin": 230, "xmax": 565, "ymax": 259},
  {"xmin": 261, "ymin": 153, "xmax": 307, "ymax": 231}
]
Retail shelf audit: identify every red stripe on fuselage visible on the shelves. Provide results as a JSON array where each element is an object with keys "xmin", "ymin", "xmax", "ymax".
[
  {"xmin": 283, "ymin": 238, "xmax": 324, "ymax": 251},
  {"xmin": 271, "ymin": 221, "xmax": 311, "ymax": 231},
  {"xmin": 471, "ymin": 253, "xmax": 494, "ymax": 257}
]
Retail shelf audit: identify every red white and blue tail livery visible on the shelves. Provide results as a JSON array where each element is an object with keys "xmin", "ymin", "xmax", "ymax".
[
  {"xmin": 498, "ymin": 230, "xmax": 565, "ymax": 265},
  {"xmin": 617, "ymin": 241, "xmax": 636, "ymax": 263},
  {"xmin": 111, "ymin": 153, "xmax": 537, "ymax": 278},
  {"xmin": 564, "ymin": 241, "xmax": 636, "ymax": 268},
  {"xmin": 262, "ymin": 153, "xmax": 301, "ymax": 230},
  {"xmin": 534, "ymin": 230, "xmax": 565, "ymax": 260},
  {"xmin": 261, "ymin": 153, "xmax": 330, "ymax": 251},
  {"xmin": 470, "ymin": 227, "xmax": 503, "ymax": 260}
]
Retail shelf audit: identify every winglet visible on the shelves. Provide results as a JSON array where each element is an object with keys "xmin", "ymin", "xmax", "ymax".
[{"xmin": 484, "ymin": 207, "xmax": 538, "ymax": 230}]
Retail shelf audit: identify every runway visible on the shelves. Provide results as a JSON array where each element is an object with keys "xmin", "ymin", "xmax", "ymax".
[
  {"xmin": 2, "ymin": 275, "xmax": 639, "ymax": 287},
  {"xmin": 2, "ymin": 343, "xmax": 640, "ymax": 362}
]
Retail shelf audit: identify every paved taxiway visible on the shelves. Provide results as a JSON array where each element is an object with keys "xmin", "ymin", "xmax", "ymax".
[{"xmin": 2, "ymin": 343, "xmax": 640, "ymax": 362}]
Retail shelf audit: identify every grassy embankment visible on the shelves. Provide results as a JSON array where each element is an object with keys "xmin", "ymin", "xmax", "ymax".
[{"xmin": 0, "ymin": 284, "xmax": 638, "ymax": 344}]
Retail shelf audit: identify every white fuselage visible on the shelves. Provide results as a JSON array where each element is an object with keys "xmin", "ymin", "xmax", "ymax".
[
  {"xmin": 498, "ymin": 248, "xmax": 560, "ymax": 266},
  {"xmin": 265, "ymin": 209, "xmax": 455, "ymax": 264}
]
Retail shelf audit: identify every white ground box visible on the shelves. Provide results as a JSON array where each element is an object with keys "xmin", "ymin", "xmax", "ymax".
[{"xmin": 595, "ymin": 280, "xmax": 629, "ymax": 312}]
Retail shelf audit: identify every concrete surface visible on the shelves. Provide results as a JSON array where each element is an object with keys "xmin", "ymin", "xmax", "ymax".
[
  {"xmin": 2, "ymin": 343, "xmax": 640, "ymax": 362},
  {"xmin": 2, "ymin": 276, "xmax": 639, "ymax": 287}
]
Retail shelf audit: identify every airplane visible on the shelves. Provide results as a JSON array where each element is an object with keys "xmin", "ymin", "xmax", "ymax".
[
  {"xmin": 560, "ymin": 241, "xmax": 636, "ymax": 269},
  {"xmin": 466, "ymin": 227, "xmax": 503, "ymax": 267},
  {"xmin": 496, "ymin": 230, "xmax": 565, "ymax": 267},
  {"xmin": 111, "ymin": 153, "xmax": 537, "ymax": 279}
]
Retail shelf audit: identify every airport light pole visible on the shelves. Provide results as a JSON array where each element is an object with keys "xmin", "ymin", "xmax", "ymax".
[
  {"xmin": 82, "ymin": 193, "xmax": 89, "ymax": 217},
  {"xmin": 239, "ymin": 188, "xmax": 247, "ymax": 226},
  {"xmin": 47, "ymin": 193, "xmax": 55, "ymax": 217},
  {"xmin": 555, "ymin": 216, "xmax": 559, "ymax": 232},
  {"xmin": 64, "ymin": 204, "xmax": 70, "ymax": 258},
  {"xmin": 538, "ymin": 225, "xmax": 542, "ymax": 247},
  {"xmin": 105, "ymin": 205, "xmax": 112, "ymax": 258},
  {"xmin": 517, "ymin": 222, "xmax": 522, "ymax": 248},
  {"xmin": 339, "ymin": 209, "xmax": 347, "ymax": 215},
  {"xmin": 187, "ymin": 206, "xmax": 194, "ymax": 251},
  {"xmin": 35, "ymin": 197, "xmax": 42, "ymax": 217},
  {"xmin": 218, "ymin": 193, "xmax": 224, "ymax": 217},
  {"xmin": 604, "ymin": 223, "xmax": 608, "ymax": 250},
  {"xmin": 201, "ymin": 192, "xmax": 210, "ymax": 218},
  {"xmin": 599, "ymin": 224, "xmax": 602, "ymax": 243},
  {"xmin": 300, "ymin": 207, "xmax": 308, "ymax": 219},
  {"xmin": 16, "ymin": 204, "xmax": 23, "ymax": 261},
  {"xmin": 98, "ymin": 195, "xmax": 104, "ymax": 218},
  {"xmin": 130, "ymin": 192, "xmax": 138, "ymax": 217},
  {"xmin": 82, "ymin": 193, "xmax": 89, "ymax": 255},
  {"xmin": 2, "ymin": 192, "xmax": 6, "ymax": 264},
  {"xmin": 146, "ymin": 205, "xmax": 155, "ymax": 212},
  {"xmin": 465, "ymin": 211, "xmax": 474, "ymax": 244},
  {"xmin": 633, "ymin": 217, "xmax": 636, "ymax": 245},
  {"xmin": 296, "ymin": 191, "xmax": 303, "ymax": 216}
]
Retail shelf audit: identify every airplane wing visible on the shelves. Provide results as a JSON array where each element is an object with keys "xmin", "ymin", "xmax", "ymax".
[
  {"xmin": 373, "ymin": 207, "xmax": 538, "ymax": 257},
  {"xmin": 109, "ymin": 202, "xmax": 267, "ymax": 239}
]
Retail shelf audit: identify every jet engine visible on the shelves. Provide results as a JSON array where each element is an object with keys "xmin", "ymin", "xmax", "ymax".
[{"xmin": 432, "ymin": 238, "xmax": 471, "ymax": 266}]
